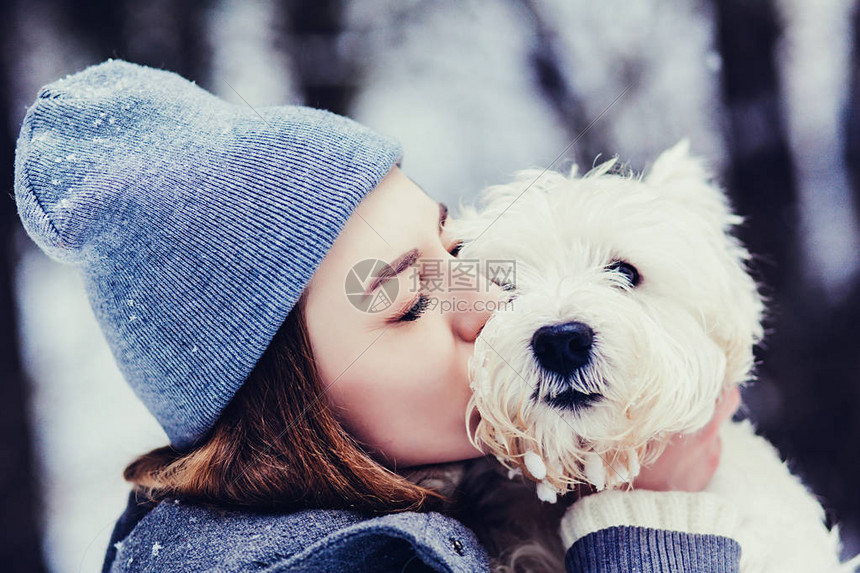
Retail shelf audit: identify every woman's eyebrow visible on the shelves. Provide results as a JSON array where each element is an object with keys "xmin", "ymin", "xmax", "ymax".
[
  {"xmin": 364, "ymin": 248, "xmax": 420, "ymax": 295},
  {"xmin": 364, "ymin": 203, "xmax": 448, "ymax": 296}
]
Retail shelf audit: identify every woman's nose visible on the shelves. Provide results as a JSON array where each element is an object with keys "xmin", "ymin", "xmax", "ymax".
[{"xmin": 450, "ymin": 281, "xmax": 510, "ymax": 342}]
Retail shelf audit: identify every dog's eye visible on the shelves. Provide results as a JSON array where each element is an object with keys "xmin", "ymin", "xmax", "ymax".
[{"xmin": 606, "ymin": 260, "xmax": 640, "ymax": 287}]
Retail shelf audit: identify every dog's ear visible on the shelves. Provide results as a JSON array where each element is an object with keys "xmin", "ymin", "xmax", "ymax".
[
  {"xmin": 646, "ymin": 139, "xmax": 704, "ymax": 186},
  {"xmin": 650, "ymin": 140, "xmax": 765, "ymax": 379},
  {"xmin": 645, "ymin": 139, "xmax": 735, "ymax": 227}
]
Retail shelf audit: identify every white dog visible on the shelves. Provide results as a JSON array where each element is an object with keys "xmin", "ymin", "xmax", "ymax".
[{"xmin": 448, "ymin": 141, "xmax": 858, "ymax": 573}]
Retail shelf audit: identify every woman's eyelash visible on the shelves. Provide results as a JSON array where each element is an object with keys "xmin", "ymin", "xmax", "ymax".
[
  {"xmin": 397, "ymin": 293, "xmax": 431, "ymax": 322},
  {"xmin": 394, "ymin": 240, "xmax": 460, "ymax": 323}
]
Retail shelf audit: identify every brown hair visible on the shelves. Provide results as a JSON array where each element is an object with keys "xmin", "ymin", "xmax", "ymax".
[{"xmin": 124, "ymin": 291, "xmax": 447, "ymax": 514}]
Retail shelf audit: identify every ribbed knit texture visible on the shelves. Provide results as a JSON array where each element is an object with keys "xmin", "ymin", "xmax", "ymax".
[
  {"xmin": 13, "ymin": 59, "xmax": 402, "ymax": 449},
  {"xmin": 559, "ymin": 489, "xmax": 741, "ymax": 549},
  {"xmin": 565, "ymin": 526, "xmax": 741, "ymax": 573}
]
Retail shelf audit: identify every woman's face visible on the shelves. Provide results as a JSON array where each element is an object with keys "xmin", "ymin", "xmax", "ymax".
[{"xmin": 304, "ymin": 167, "xmax": 507, "ymax": 468}]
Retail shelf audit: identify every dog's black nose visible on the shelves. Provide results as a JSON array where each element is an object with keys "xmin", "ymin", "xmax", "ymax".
[{"xmin": 531, "ymin": 321, "xmax": 594, "ymax": 375}]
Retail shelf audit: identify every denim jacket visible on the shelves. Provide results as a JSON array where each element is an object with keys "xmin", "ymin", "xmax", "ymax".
[{"xmin": 103, "ymin": 492, "xmax": 741, "ymax": 572}]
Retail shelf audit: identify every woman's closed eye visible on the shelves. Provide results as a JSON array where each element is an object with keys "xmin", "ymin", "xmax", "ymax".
[
  {"xmin": 438, "ymin": 201, "xmax": 463, "ymax": 259},
  {"xmin": 396, "ymin": 293, "xmax": 431, "ymax": 322},
  {"xmin": 390, "ymin": 201, "xmax": 463, "ymax": 324},
  {"xmin": 393, "ymin": 241, "xmax": 461, "ymax": 323}
]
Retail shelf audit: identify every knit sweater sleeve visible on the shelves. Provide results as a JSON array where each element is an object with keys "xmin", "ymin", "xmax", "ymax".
[{"xmin": 559, "ymin": 490, "xmax": 742, "ymax": 573}]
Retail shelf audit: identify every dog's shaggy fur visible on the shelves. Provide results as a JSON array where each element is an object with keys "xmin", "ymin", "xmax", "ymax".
[{"xmin": 440, "ymin": 141, "xmax": 858, "ymax": 572}]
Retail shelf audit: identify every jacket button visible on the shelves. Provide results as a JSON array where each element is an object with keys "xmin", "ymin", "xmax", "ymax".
[{"xmin": 449, "ymin": 537, "xmax": 464, "ymax": 556}]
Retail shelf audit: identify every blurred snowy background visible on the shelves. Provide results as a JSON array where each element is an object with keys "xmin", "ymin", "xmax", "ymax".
[{"xmin": 2, "ymin": 0, "xmax": 860, "ymax": 571}]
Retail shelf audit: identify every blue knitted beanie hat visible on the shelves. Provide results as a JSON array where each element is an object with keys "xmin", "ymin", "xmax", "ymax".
[{"xmin": 14, "ymin": 59, "xmax": 402, "ymax": 450}]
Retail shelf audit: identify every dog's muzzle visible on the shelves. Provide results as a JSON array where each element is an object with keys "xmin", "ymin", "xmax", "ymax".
[{"xmin": 531, "ymin": 321, "xmax": 600, "ymax": 411}]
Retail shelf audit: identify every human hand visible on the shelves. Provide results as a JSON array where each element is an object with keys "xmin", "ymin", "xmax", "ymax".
[{"xmin": 632, "ymin": 385, "xmax": 741, "ymax": 492}]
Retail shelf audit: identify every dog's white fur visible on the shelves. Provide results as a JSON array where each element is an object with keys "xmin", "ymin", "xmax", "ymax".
[{"xmin": 447, "ymin": 141, "xmax": 857, "ymax": 572}]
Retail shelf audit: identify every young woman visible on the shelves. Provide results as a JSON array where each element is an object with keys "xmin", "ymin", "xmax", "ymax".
[{"xmin": 15, "ymin": 59, "xmax": 744, "ymax": 572}]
